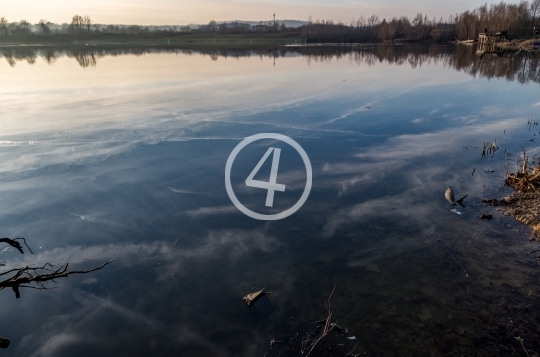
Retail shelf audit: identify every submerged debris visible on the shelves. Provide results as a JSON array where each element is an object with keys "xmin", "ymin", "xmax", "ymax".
[
  {"xmin": 480, "ymin": 213, "xmax": 493, "ymax": 220},
  {"xmin": 243, "ymin": 288, "xmax": 271, "ymax": 307},
  {"xmin": 260, "ymin": 286, "xmax": 366, "ymax": 357},
  {"xmin": 329, "ymin": 322, "xmax": 347, "ymax": 333}
]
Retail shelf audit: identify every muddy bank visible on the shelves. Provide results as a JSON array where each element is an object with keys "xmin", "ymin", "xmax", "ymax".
[
  {"xmin": 483, "ymin": 192, "xmax": 540, "ymax": 238},
  {"xmin": 483, "ymin": 165, "xmax": 540, "ymax": 237},
  {"xmin": 516, "ymin": 38, "xmax": 540, "ymax": 51}
]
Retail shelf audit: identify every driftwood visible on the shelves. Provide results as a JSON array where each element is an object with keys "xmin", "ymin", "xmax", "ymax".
[{"xmin": 0, "ymin": 237, "xmax": 113, "ymax": 348}]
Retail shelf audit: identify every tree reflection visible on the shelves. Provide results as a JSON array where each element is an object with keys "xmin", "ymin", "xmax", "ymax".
[
  {"xmin": 0, "ymin": 45, "xmax": 538, "ymax": 83},
  {"xmin": 41, "ymin": 49, "xmax": 57, "ymax": 64},
  {"xmin": 70, "ymin": 49, "xmax": 98, "ymax": 67},
  {"xmin": 1, "ymin": 47, "xmax": 37, "ymax": 67}
]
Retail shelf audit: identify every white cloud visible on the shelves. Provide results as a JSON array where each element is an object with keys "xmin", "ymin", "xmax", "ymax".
[
  {"xmin": 319, "ymin": 115, "xmax": 525, "ymax": 235},
  {"xmin": 3, "ymin": 228, "xmax": 279, "ymax": 273},
  {"xmin": 28, "ymin": 333, "xmax": 82, "ymax": 357},
  {"xmin": 183, "ymin": 205, "xmax": 239, "ymax": 217}
]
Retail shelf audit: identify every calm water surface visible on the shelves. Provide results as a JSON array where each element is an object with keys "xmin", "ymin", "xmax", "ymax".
[{"xmin": 0, "ymin": 45, "xmax": 539, "ymax": 356}]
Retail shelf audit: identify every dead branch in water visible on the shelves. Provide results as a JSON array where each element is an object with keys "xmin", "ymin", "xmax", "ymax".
[
  {"xmin": 0, "ymin": 238, "xmax": 33, "ymax": 255},
  {"xmin": 261, "ymin": 285, "xmax": 363, "ymax": 356},
  {"xmin": 305, "ymin": 284, "xmax": 336, "ymax": 356},
  {"xmin": 0, "ymin": 259, "xmax": 114, "ymax": 299},
  {"xmin": 0, "ymin": 237, "xmax": 114, "ymax": 348}
]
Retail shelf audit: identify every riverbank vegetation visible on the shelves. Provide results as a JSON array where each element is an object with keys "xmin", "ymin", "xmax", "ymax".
[{"xmin": 482, "ymin": 148, "xmax": 540, "ymax": 237}]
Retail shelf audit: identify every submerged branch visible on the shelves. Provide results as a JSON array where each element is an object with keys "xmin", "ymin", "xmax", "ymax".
[
  {"xmin": 0, "ymin": 259, "xmax": 114, "ymax": 298},
  {"xmin": 0, "ymin": 236, "xmax": 114, "ymax": 348}
]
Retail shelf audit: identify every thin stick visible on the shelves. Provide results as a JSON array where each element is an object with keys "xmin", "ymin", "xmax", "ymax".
[
  {"xmin": 14, "ymin": 238, "xmax": 33, "ymax": 254},
  {"xmin": 306, "ymin": 284, "xmax": 336, "ymax": 357},
  {"xmin": 439, "ymin": 243, "xmax": 469, "ymax": 279},
  {"xmin": 347, "ymin": 343, "xmax": 358, "ymax": 355},
  {"xmin": 520, "ymin": 339, "xmax": 530, "ymax": 357}
]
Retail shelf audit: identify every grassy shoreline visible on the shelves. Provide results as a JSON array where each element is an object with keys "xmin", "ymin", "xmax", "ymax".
[
  {"xmin": 1, "ymin": 33, "xmax": 538, "ymax": 48},
  {"xmin": 0, "ymin": 33, "xmax": 307, "ymax": 46}
]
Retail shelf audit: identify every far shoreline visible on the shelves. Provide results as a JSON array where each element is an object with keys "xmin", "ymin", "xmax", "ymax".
[{"xmin": 1, "ymin": 33, "xmax": 538, "ymax": 48}]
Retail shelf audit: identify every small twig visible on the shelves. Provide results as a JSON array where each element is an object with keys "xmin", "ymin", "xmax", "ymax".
[
  {"xmin": 439, "ymin": 242, "xmax": 469, "ymax": 279},
  {"xmin": 347, "ymin": 343, "xmax": 358, "ymax": 355},
  {"xmin": 519, "ymin": 338, "xmax": 530, "ymax": 357},
  {"xmin": 306, "ymin": 284, "xmax": 336, "ymax": 357},
  {"xmin": 14, "ymin": 238, "xmax": 33, "ymax": 254}
]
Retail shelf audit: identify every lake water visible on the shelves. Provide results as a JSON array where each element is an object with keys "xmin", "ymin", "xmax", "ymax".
[{"xmin": 0, "ymin": 44, "xmax": 540, "ymax": 356}]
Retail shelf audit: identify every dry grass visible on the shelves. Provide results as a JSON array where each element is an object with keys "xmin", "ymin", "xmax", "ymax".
[
  {"xmin": 505, "ymin": 167, "xmax": 540, "ymax": 192},
  {"xmin": 505, "ymin": 152, "xmax": 540, "ymax": 192}
]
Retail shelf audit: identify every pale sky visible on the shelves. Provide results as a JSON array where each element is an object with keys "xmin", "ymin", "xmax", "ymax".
[{"xmin": 0, "ymin": 0, "xmax": 528, "ymax": 25}]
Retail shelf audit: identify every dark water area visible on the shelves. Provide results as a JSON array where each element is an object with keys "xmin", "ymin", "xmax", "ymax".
[{"xmin": 0, "ymin": 44, "xmax": 539, "ymax": 356}]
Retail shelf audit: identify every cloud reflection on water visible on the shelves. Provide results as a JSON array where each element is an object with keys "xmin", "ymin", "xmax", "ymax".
[
  {"xmin": 320, "ymin": 116, "xmax": 527, "ymax": 236},
  {"xmin": 0, "ymin": 45, "xmax": 539, "ymax": 356},
  {"xmin": 5, "ymin": 227, "xmax": 279, "ymax": 356}
]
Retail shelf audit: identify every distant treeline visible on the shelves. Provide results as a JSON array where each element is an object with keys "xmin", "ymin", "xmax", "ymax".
[
  {"xmin": 0, "ymin": 0, "xmax": 539, "ymax": 43},
  {"xmin": 455, "ymin": 0, "xmax": 540, "ymax": 39},
  {"xmin": 1, "ymin": 44, "xmax": 539, "ymax": 84},
  {"xmin": 300, "ymin": 0, "xmax": 539, "ymax": 42},
  {"xmin": 300, "ymin": 15, "xmax": 455, "ymax": 43}
]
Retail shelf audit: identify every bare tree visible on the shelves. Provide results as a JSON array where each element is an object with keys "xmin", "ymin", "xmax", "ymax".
[
  {"xmin": 0, "ymin": 237, "xmax": 113, "ymax": 349},
  {"xmin": 38, "ymin": 19, "xmax": 50, "ymax": 35},
  {"xmin": 0, "ymin": 17, "xmax": 8, "ymax": 36},
  {"xmin": 69, "ymin": 15, "xmax": 92, "ymax": 35},
  {"xmin": 531, "ymin": 0, "xmax": 540, "ymax": 34},
  {"xmin": 453, "ymin": 0, "xmax": 538, "ymax": 39},
  {"xmin": 367, "ymin": 14, "xmax": 380, "ymax": 26},
  {"xmin": 83, "ymin": 15, "xmax": 92, "ymax": 33},
  {"xmin": 207, "ymin": 20, "xmax": 217, "ymax": 33},
  {"xmin": 355, "ymin": 15, "xmax": 366, "ymax": 28},
  {"xmin": 69, "ymin": 15, "xmax": 84, "ymax": 34},
  {"xmin": 19, "ymin": 20, "xmax": 31, "ymax": 35},
  {"xmin": 218, "ymin": 21, "xmax": 227, "ymax": 33},
  {"xmin": 8, "ymin": 20, "xmax": 31, "ymax": 37}
]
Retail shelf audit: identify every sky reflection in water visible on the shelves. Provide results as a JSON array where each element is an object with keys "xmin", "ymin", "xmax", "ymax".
[{"xmin": 0, "ymin": 45, "xmax": 539, "ymax": 356}]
